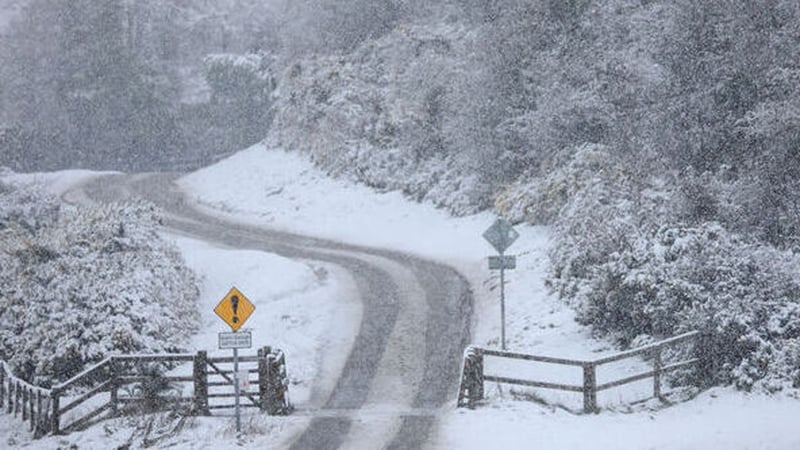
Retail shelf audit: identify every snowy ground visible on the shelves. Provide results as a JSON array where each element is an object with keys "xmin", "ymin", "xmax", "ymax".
[
  {"xmin": 3, "ymin": 144, "xmax": 800, "ymax": 449},
  {"xmin": 169, "ymin": 235, "xmax": 362, "ymax": 408}
]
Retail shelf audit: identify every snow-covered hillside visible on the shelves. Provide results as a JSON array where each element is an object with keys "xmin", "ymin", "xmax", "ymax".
[{"xmin": 178, "ymin": 144, "xmax": 800, "ymax": 449}]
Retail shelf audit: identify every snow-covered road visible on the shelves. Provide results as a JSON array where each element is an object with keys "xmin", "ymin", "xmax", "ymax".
[{"xmin": 74, "ymin": 172, "xmax": 473, "ymax": 449}]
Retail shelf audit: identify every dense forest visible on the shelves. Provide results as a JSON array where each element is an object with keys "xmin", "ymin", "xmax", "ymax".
[{"xmin": 3, "ymin": 0, "xmax": 800, "ymax": 391}]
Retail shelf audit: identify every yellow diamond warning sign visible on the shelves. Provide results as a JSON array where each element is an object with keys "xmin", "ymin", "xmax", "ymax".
[{"xmin": 214, "ymin": 287, "xmax": 255, "ymax": 331}]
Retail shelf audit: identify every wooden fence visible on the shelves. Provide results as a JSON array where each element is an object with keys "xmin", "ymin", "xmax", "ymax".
[
  {"xmin": 0, "ymin": 361, "xmax": 53, "ymax": 437},
  {"xmin": 0, "ymin": 346, "xmax": 291, "ymax": 437},
  {"xmin": 458, "ymin": 331, "xmax": 699, "ymax": 413}
]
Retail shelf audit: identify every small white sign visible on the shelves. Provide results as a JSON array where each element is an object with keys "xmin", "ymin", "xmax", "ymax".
[
  {"xmin": 237, "ymin": 370, "xmax": 250, "ymax": 390},
  {"xmin": 489, "ymin": 255, "xmax": 517, "ymax": 270},
  {"xmin": 218, "ymin": 331, "xmax": 252, "ymax": 349}
]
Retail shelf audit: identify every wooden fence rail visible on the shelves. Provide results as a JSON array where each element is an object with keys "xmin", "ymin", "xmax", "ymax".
[
  {"xmin": 0, "ymin": 346, "xmax": 292, "ymax": 438},
  {"xmin": 0, "ymin": 361, "xmax": 53, "ymax": 437},
  {"xmin": 458, "ymin": 331, "xmax": 699, "ymax": 413}
]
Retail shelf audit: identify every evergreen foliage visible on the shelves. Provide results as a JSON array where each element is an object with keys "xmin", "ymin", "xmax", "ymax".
[
  {"xmin": 0, "ymin": 181, "xmax": 199, "ymax": 386},
  {"xmin": 201, "ymin": 53, "xmax": 276, "ymax": 151}
]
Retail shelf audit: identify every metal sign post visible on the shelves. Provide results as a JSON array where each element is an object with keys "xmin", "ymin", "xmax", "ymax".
[
  {"xmin": 483, "ymin": 219, "xmax": 519, "ymax": 350},
  {"xmin": 233, "ymin": 346, "xmax": 241, "ymax": 432},
  {"xmin": 214, "ymin": 287, "xmax": 256, "ymax": 434},
  {"xmin": 500, "ymin": 252, "xmax": 506, "ymax": 350},
  {"xmin": 218, "ymin": 330, "xmax": 252, "ymax": 434}
]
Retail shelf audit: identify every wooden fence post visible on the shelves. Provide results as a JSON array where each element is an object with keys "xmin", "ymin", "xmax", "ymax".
[
  {"xmin": 50, "ymin": 390, "xmax": 60, "ymax": 435},
  {"xmin": 276, "ymin": 351, "xmax": 290, "ymax": 414},
  {"xmin": 193, "ymin": 351, "xmax": 209, "ymax": 415},
  {"xmin": 15, "ymin": 381, "xmax": 21, "ymax": 416},
  {"xmin": 38, "ymin": 395, "xmax": 51, "ymax": 438},
  {"xmin": 266, "ymin": 353, "xmax": 279, "ymax": 414},
  {"xmin": 583, "ymin": 363, "xmax": 597, "ymax": 414},
  {"xmin": 35, "ymin": 390, "xmax": 44, "ymax": 436},
  {"xmin": 457, "ymin": 346, "xmax": 484, "ymax": 408},
  {"xmin": 30, "ymin": 389, "xmax": 35, "ymax": 429},
  {"xmin": 653, "ymin": 347, "xmax": 663, "ymax": 399},
  {"xmin": 29, "ymin": 388, "xmax": 35, "ymax": 432},
  {"xmin": 258, "ymin": 346, "xmax": 271, "ymax": 412},
  {"xmin": 109, "ymin": 359, "xmax": 118, "ymax": 416},
  {"xmin": 261, "ymin": 349, "xmax": 290, "ymax": 415},
  {"xmin": 0, "ymin": 362, "xmax": 5, "ymax": 409},
  {"xmin": 456, "ymin": 350, "xmax": 469, "ymax": 408},
  {"xmin": 34, "ymin": 391, "xmax": 39, "ymax": 433},
  {"xmin": 23, "ymin": 386, "xmax": 29, "ymax": 421},
  {"xmin": 475, "ymin": 348, "xmax": 485, "ymax": 402},
  {"xmin": 7, "ymin": 380, "xmax": 13, "ymax": 414}
]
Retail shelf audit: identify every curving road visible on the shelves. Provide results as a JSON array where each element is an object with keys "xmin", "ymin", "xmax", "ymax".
[{"xmin": 68, "ymin": 173, "xmax": 473, "ymax": 449}]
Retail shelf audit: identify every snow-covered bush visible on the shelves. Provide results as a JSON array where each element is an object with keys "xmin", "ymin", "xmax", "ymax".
[
  {"xmin": 545, "ymin": 160, "xmax": 800, "ymax": 392},
  {"xmin": 204, "ymin": 53, "xmax": 275, "ymax": 105},
  {"xmin": 0, "ymin": 182, "xmax": 199, "ymax": 386},
  {"xmin": 200, "ymin": 52, "xmax": 277, "ymax": 150},
  {"xmin": 497, "ymin": 144, "xmax": 630, "ymax": 225},
  {"xmin": 267, "ymin": 23, "xmax": 493, "ymax": 216}
]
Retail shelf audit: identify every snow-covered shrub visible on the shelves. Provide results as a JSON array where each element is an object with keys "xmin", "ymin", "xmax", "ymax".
[
  {"xmin": 267, "ymin": 23, "xmax": 491, "ymax": 216},
  {"xmin": 204, "ymin": 53, "xmax": 275, "ymax": 105},
  {"xmin": 497, "ymin": 143, "xmax": 625, "ymax": 225},
  {"xmin": 198, "ymin": 52, "xmax": 277, "ymax": 153},
  {"xmin": 0, "ymin": 182, "xmax": 199, "ymax": 386},
  {"xmin": 546, "ymin": 161, "xmax": 800, "ymax": 391}
]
